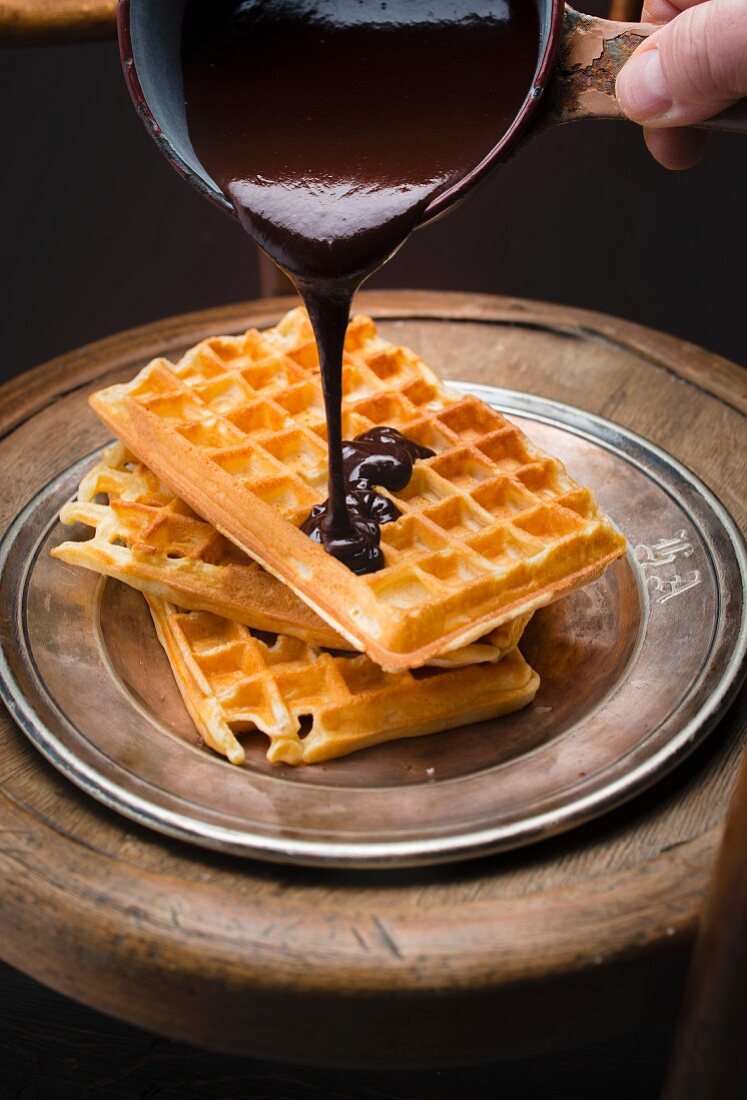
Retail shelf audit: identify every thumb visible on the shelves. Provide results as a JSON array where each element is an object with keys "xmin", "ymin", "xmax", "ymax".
[{"xmin": 616, "ymin": 0, "xmax": 747, "ymax": 127}]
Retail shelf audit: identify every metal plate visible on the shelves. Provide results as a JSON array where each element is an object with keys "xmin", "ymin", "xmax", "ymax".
[{"xmin": 1, "ymin": 386, "xmax": 745, "ymax": 868}]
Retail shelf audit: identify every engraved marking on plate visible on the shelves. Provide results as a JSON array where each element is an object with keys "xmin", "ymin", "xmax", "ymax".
[{"xmin": 635, "ymin": 531, "xmax": 702, "ymax": 605}]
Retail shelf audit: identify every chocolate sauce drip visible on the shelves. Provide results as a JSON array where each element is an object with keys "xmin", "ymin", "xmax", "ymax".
[
  {"xmin": 181, "ymin": 1, "xmax": 539, "ymax": 573},
  {"xmin": 344, "ymin": 428, "xmax": 435, "ymax": 490},
  {"xmin": 301, "ymin": 427, "xmax": 435, "ymax": 574}
]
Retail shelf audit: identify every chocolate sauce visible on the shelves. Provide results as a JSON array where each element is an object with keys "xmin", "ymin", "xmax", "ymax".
[
  {"xmin": 181, "ymin": 1, "xmax": 539, "ymax": 572},
  {"xmin": 301, "ymin": 427, "xmax": 435, "ymax": 574}
]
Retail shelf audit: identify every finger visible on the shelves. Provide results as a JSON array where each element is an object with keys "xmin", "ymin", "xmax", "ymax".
[
  {"xmin": 617, "ymin": 0, "xmax": 747, "ymax": 127},
  {"xmin": 642, "ymin": 0, "xmax": 708, "ymax": 22},
  {"xmin": 643, "ymin": 126, "xmax": 711, "ymax": 169}
]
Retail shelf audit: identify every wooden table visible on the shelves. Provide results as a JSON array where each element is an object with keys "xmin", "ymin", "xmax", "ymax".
[
  {"xmin": 0, "ymin": 1, "xmax": 117, "ymax": 45},
  {"xmin": 0, "ymin": 291, "xmax": 744, "ymax": 1069}
]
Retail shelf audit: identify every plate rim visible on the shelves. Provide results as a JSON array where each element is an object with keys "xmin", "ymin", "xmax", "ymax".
[{"xmin": 1, "ymin": 385, "xmax": 745, "ymax": 868}]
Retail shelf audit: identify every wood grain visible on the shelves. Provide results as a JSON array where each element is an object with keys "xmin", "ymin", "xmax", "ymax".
[
  {"xmin": 608, "ymin": 1, "xmax": 642, "ymax": 20},
  {"xmin": 0, "ymin": 291, "xmax": 744, "ymax": 1068},
  {"xmin": 0, "ymin": 0, "xmax": 116, "ymax": 44}
]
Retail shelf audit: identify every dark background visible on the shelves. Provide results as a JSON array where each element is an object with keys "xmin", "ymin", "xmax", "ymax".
[
  {"xmin": 0, "ymin": 0, "xmax": 745, "ymax": 387},
  {"xmin": 0, "ymin": 3, "xmax": 744, "ymax": 1097}
]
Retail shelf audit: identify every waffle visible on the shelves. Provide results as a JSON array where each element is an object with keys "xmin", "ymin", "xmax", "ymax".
[
  {"xmin": 52, "ymin": 443, "xmax": 344, "ymax": 646},
  {"xmin": 90, "ymin": 308, "xmax": 626, "ymax": 670},
  {"xmin": 52, "ymin": 444, "xmax": 530, "ymax": 664},
  {"xmin": 148, "ymin": 598, "xmax": 540, "ymax": 765}
]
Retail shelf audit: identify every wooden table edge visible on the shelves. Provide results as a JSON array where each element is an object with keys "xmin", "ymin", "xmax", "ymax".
[
  {"xmin": 0, "ymin": 777, "xmax": 718, "ymax": 1062},
  {"xmin": 0, "ymin": 785, "xmax": 718, "ymax": 987}
]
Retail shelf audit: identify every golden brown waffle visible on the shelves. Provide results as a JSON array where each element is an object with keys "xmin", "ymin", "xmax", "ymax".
[
  {"xmin": 52, "ymin": 443, "xmax": 344, "ymax": 646},
  {"xmin": 148, "ymin": 597, "xmax": 540, "ymax": 765},
  {"xmin": 430, "ymin": 612, "xmax": 532, "ymax": 668},
  {"xmin": 90, "ymin": 308, "xmax": 626, "ymax": 670},
  {"xmin": 52, "ymin": 444, "xmax": 529, "ymax": 664}
]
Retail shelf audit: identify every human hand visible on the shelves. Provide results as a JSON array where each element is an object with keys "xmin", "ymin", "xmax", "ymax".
[{"xmin": 615, "ymin": 0, "xmax": 747, "ymax": 169}]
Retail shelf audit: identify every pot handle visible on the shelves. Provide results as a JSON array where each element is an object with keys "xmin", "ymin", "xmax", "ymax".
[{"xmin": 542, "ymin": 5, "xmax": 747, "ymax": 134}]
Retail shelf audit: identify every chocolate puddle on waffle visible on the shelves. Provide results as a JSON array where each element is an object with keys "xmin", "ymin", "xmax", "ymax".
[
  {"xmin": 181, "ymin": 0, "xmax": 539, "ymax": 573},
  {"xmin": 301, "ymin": 427, "xmax": 435, "ymax": 573}
]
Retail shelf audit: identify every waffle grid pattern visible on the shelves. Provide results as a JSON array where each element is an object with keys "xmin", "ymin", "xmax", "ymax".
[
  {"xmin": 91, "ymin": 308, "xmax": 626, "ymax": 667},
  {"xmin": 149, "ymin": 599, "xmax": 539, "ymax": 766},
  {"xmin": 119, "ymin": 313, "xmax": 450, "ymax": 528}
]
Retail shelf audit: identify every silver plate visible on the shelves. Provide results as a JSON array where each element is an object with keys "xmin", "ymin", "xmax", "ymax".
[{"xmin": 1, "ymin": 386, "xmax": 745, "ymax": 868}]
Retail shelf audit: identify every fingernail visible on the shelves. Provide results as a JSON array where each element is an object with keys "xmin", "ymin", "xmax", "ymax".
[{"xmin": 617, "ymin": 47, "xmax": 673, "ymax": 122}]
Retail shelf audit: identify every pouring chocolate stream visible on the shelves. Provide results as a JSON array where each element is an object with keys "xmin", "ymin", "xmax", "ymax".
[{"xmin": 181, "ymin": 0, "xmax": 539, "ymax": 573}]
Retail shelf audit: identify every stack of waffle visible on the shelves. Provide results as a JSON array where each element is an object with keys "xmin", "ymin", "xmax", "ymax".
[{"xmin": 53, "ymin": 309, "xmax": 626, "ymax": 765}]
